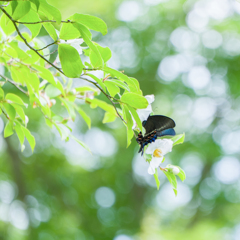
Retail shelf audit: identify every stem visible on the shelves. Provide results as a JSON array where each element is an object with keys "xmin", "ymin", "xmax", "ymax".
[
  {"xmin": 80, "ymin": 77, "xmax": 126, "ymax": 123},
  {"xmin": 0, "ymin": 6, "xmax": 63, "ymax": 73},
  {"xmin": 36, "ymin": 41, "xmax": 58, "ymax": 51},
  {"xmin": 16, "ymin": 20, "xmax": 73, "ymax": 25},
  {"xmin": 0, "ymin": 5, "xmax": 126, "ymax": 123},
  {"xmin": 0, "ymin": 74, "xmax": 28, "ymax": 95}
]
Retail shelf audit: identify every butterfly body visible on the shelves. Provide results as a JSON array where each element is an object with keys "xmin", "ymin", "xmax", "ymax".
[{"xmin": 136, "ymin": 115, "xmax": 176, "ymax": 155}]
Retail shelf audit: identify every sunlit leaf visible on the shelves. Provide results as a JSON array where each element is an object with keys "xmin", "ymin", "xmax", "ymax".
[
  {"xmin": 5, "ymin": 93, "xmax": 25, "ymax": 106},
  {"xmin": 72, "ymin": 13, "xmax": 108, "ymax": 35},
  {"xmin": 154, "ymin": 169, "xmax": 160, "ymax": 190},
  {"xmin": 12, "ymin": 1, "xmax": 31, "ymax": 20},
  {"xmin": 70, "ymin": 134, "xmax": 91, "ymax": 153},
  {"xmin": 128, "ymin": 105, "xmax": 142, "ymax": 132},
  {"xmin": 39, "ymin": 0, "xmax": 62, "ymax": 24},
  {"xmin": 171, "ymin": 133, "xmax": 185, "ymax": 146},
  {"xmin": 58, "ymin": 43, "xmax": 83, "ymax": 78},
  {"xmin": 2, "ymin": 102, "xmax": 16, "ymax": 121},
  {"xmin": 20, "ymin": 9, "xmax": 42, "ymax": 38},
  {"xmin": 22, "ymin": 126, "xmax": 36, "ymax": 152},
  {"xmin": 43, "ymin": 22, "xmax": 58, "ymax": 41},
  {"xmin": 104, "ymin": 81, "xmax": 120, "ymax": 97},
  {"xmin": 121, "ymin": 92, "xmax": 148, "ymax": 109},
  {"xmin": 4, "ymin": 121, "xmax": 14, "ymax": 138}
]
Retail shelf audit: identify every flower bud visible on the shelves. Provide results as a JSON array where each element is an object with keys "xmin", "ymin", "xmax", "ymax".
[
  {"xmin": 166, "ymin": 165, "xmax": 180, "ymax": 175},
  {"xmin": 25, "ymin": 115, "xmax": 29, "ymax": 124},
  {"xmin": 172, "ymin": 166, "xmax": 180, "ymax": 175}
]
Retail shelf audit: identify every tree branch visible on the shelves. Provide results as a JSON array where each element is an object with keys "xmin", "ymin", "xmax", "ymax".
[
  {"xmin": 0, "ymin": 5, "xmax": 126, "ymax": 123},
  {"xmin": 0, "ymin": 74, "xmax": 28, "ymax": 95},
  {"xmin": 16, "ymin": 19, "xmax": 73, "ymax": 25},
  {"xmin": 36, "ymin": 41, "xmax": 58, "ymax": 51},
  {"xmin": 80, "ymin": 77, "xmax": 126, "ymax": 124},
  {"xmin": 0, "ymin": 6, "xmax": 63, "ymax": 73}
]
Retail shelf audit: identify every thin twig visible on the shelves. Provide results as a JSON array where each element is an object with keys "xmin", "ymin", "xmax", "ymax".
[
  {"xmin": 80, "ymin": 77, "xmax": 126, "ymax": 123},
  {"xmin": 15, "ymin": 20, "xmax": 73, "ymax": 25},
  {"xmin": 36, "ymin": 41, "xmax": 58, "ymax": 51},
  {"xmin": 44, "ymin": 49, "xmax": 58, "ymax": 57},
  {"xmin": 0, "ymin": 6, "xmax": 126, "ymax": 123},
  {"xmin": 0, "ymin": 74, "xmax": 28, "ymax": 95},
  {"xmin": 0, "ymin": 107, "xmax": 9, "ymax": 119},
  {"xmin": 0, "ymin": 6, "xmax": 63, "ymax": 73}
]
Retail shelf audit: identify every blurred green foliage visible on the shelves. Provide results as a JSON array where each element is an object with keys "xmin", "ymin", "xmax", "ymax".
[{"xmin": 1, "ymin": 0, "xmax": 240, "ymax": 240}]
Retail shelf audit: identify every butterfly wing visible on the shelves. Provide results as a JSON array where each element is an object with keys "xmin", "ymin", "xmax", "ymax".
[{"xmin": 143, "ymin": 115, "xmax": 176, "ymax": 135}]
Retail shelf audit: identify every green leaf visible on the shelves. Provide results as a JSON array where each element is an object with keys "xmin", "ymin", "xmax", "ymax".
[
  {"xmin": 128, "ymin": 105, "xmax": 142, "ymax": 132},
  {"xmin": 128, "ymin": 77, "xmax": 142, "ymax": 95},
  {"xmin": 32, "ymin": 64, "xmax": 65, "ymax": 95},
  {"xmin": 103, "ymin": 67, "xmax": 131, "ymax": 84},
  {"xmin": 72, "ymin": 13, "xmax": 107, "ymax": 35},
  {"xmin": 2, "ymin": 103, "xmax": 16, "ymax": 121},
  {"xmin": 30, "ymin": 0, "xmax": 40, "ymax": 11},
  {"xmin": 105, "ymin": 79, "xmax": 130, "ymax": 91},
  {"xmin": 11, "ymin": 1, "xmax": 18, "ymax": 15},
  {"xmin": 163, "ymin": 170, "xmax": 178, "ymax": 196},
  {"xmin": 89, "ymin": 43, "xmax": 111, "ymax": 66},
  {"xmin": 171, "ymin": 133, "xmax": 185, "ymax": 146},
  {"xmin": 26, "ymin": 72, "xmax": 40, "ymax": 92},
  {"xmin": 53, "ymin": 122, "xmax": 69, "ymax": 141},
  {"xmin": 95, "ymin": 44, "xmax": 111, "ymax": 63},
  {"xmin": 58, "ymin": 43, "xmax": 83, "ymax": 78},
  {"xmin": 11, "ymin": 104, "xmax": 26, "ymax": 123},
  {"xmin": 59, "ymin": 22, "xmax": 80, "ymax": 40},
  {"xmin": 43, "ymin": 23, "xmax": 58, "ymax": 41},
  {"xmin": 121, "ymin": 92, "xmax": 148, "ymax": 109},
  {"xmin": 39, "ymin": 0, "xmax": 62, "ymax": 24},
  {"xmin": 15, "ymin": 32, "xmax": 31, "ymax": 43},
  {"xmin": 75, "ymin": 86, "xmax": 99, "ymax": 95},
  {"xmin": 4, "ymin": 46, "xmax": 18, "ymax": 59},
  {"xmin": 22, "ymin": 126, "xmax": 36, "ymax": 152},
  {"xmin": 4, "ymin": 121, "xmax": 14, "ymax": 138},
  {"xmin": 102, "ymin": 111, "xmax": 116, "ymax": 123},
  {"xmin": 177, "ymin": 167, "xmax": 186, "ymax": 182},
  {"xmin": 15, "ymin": 122, "xmax": 25, "ymax": 147},
  {"xmin": 73, "ymin": 23, "xmax": 103, "ymax": 67},
  {"xmin": 20, "ymin": 9, "xmax": 41, "ymax": 38},
  {"xmin": 104, "ymin": 81, "xmax": 120, "ymax": 97},
  {"xmin": 45, "ymin": 84, "xmax": 61, "ymax": 98},
  {"xmin": 0, "ymin": 87, "xmax": 4, "ymax": 99},
  {"xmin": 0, "ymin": 8, "xmax": 16, "ymax": 36},
  {"xmin": 154, "ymin": 169, "xmax": 160, "ymax": 190},
  {"xmin": 70, "ymin": 134, "xmax": 91, "ymax": 153},
  {"xmin": 122, "ymin": 105, "xmax": 134, "ymax": 147},
  {"xmin": 76, "ymin": 106, "xmax": 91, "ymax": 129},
  {"xmin": 59, "ymin": 98, "xmax": 76, "ymax": 121},
  {"xmin": 86, "ymin": 98, "xmax": 116, "ymax": 116},
  {"xmin": 5, "ymin": 93, "xmax": 25, "ymax": 106},
  {"xmin": 12, "ymin": 1, "xmax": 31, "ymax": 20},
  {"xmin": 86, "ymin": 73, "xmax": 106, "ymax": 92}
]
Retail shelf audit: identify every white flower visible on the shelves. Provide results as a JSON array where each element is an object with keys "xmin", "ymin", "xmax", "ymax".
[
  {"xmin": 146, "ymin": 139, "xmax": 173, "ymax": 175},
  {"xmin": 132, "ymin": 94, "xmax": 155, "ymax": 129}
]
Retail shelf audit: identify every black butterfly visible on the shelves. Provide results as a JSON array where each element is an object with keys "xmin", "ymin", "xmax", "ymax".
[{"xmin": 136, "ymin": 115, "xmax": 176, "ymax": 155}]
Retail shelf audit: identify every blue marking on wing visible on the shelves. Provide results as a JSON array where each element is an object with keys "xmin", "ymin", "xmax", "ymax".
[{"xmin": 157, "ymin": 128, "xmax": 176, "ymax": 137}]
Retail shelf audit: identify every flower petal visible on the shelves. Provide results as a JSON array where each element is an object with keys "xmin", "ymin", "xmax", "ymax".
[
  {"xmin": 148, "ymin": 156, "xmax": 163, "ymax": 175},
  {"xmin": 145, "ymin": 141, "xmax": 161, "ymax": 154},
  {"xmin": 145, "ymin": 94, "xmax": 155, "ymax": 104},
  {"xmin": 145, "ymin": 139, "xmax": 173, "ymax": 155}
]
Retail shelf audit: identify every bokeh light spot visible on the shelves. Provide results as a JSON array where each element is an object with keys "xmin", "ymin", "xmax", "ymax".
[{"xmin": 95, "ymin": 187, "xmax": 116, "ymax": 208}]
